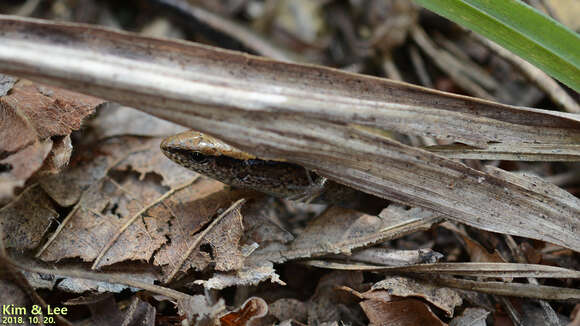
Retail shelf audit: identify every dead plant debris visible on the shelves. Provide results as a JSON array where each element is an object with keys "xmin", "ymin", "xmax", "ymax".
[{"xmin": 0, "ymin": 0, "xmax": 578, "ymax": 325}]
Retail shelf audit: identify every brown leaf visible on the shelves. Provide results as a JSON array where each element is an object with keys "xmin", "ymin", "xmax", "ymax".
[
  {"xmin": 2, "ymin": 79, "xmax": 101, "ymax": 139},
  {"xmin": 36, "ymin": 130, "xmax": 253, "ymax": 281},
  {"xmin": 41, "ymin": 135, "xmax": 73, "ymax": 174},
  {"xmin": 202, "ymin": 205, "xmax": 438, "ymax": 290},
  {"xmin": 369, "ymin": 276, "xmax": 462, "ymax": 317},
  {"xmin": 154, "ymin": 185, "xmax": 250, "ymax": 280},
  {"xmin": 0, "ymin": 278, "xmax": 31, "ymax": 317},
  {"xmin": 0, "ymin": 77, "xmax": 102, "ymax": 200},
  {"xmin": 220, "ymin": 297, "xmax": 268, "ymax": 326},
  {"xmin": 360, "ymin": 298, "xmax": 448, "ymax": 326},
  {"xmin": 247, "ymin": 205, "xmax": 441, "ymax": 265},
  {"xmin": 197, "ymin": 198, "xmax": 294, "ymax": 289},
  {"xmin": 36, "ymin": 136, "xmax": 211, "ymax": 275},
  {"xmin": 458, "ymin": 231, "xmax": 507, "ymax": 264},
  {"xmin": 0, "ymin": 139, "xmax": 52, "ymax": 202},
  {"xmin": 37, "ymin": 137, "xmax": 176, "ymax": 264},
  {"xmin": 0, "ymin": 184, "xmax": 56, "ymax": 250}
]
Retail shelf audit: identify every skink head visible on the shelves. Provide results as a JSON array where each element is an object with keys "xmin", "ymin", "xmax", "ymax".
[{"xmin": 161, "ymin": 130, "xmax": 256, "ymax": 161}]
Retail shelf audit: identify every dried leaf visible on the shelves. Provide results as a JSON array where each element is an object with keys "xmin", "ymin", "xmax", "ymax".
[
  {"xmin": 1, "ymin": 79, "xmax": 101, "ymax": 139},
  {"xmin": 41, "ymin": 135, "xmax": 73, "ymax": 174},
  {"xmin": 176, "ymin": 295, "xmax": 225, "ymax": 325},
  {"xmin": 0, "ymin": 140, "xmax": 52, "ymax": 201},
  {"xmin": 198, "ymin": 260, "xmax": 284, "ymax": 290},
  {"xmin": 360, "ymin": 298, "xmax": 447, "ymax": 326},
  {"xmin": 570, "ymin": 304, "xmax": 580, "ymax": 326},
  {"xmin": 458, "ymin": 231, "xmax": 506, "ymax": 264},
  {"xmin": 370, "ymin": 276, "xmax": 462, "ymax": 317},
  {"xmin": 35, "ymin": 135, "xmax": 250, "ymax": 282},
  {"xmin": 428, "ymin": 276, "xmax": 580, "ymax": 300},
  {"xmin": 154, "ymin": 188, "xmax": 250, "ymax": 280},
  {"xmin": 0, "ymin": 272, "xmax": 37, "ymax": 323},
  {"xmin": 0, "ymin": 184, "xmax": 56, "ymax": 249},
  {"xmin": 449, "ymin": 308, "xmax": 489, "ymax": 326},
  {"xmin": 247, "ymin": 205, "xmax": 441, "ymax": 265},
  {"xmin": 0, "ymin": 78, "xmax": 101, "ymax": 199},
  {"xmin": 37, "ymin": 137, "xmax": 177, "ymax": 264},
  {"xmin": 219, "ymin": 297, "xmax": 268, "ymax": 326},
  {"xmin": 121, "ymin": 297, "xmax": 156, "ymax": 326}
]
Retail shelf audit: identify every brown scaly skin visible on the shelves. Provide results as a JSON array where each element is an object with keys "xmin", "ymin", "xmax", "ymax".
[{"xmin": 161, "ymin": 130, "xmax": 389, "ymax": 213}]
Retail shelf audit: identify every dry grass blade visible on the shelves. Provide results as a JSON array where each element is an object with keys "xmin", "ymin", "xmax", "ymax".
[
  {"xmin": 303, "ymin": 261, "xmax": 580, "ymax": 279},
  {"xmin": 426, "ymin": 143, "xmax": 580, "ymax": 161},
  {"xmin": 430, "ymin": 277, "xmax": 580, "ymax": 301},
  {"xmin": 0, "ymin": 16, "xmax": 579, "ymax": 252},
  {"xmin": 304, "ymin": 261, "xmax": 580, "ymax": 300}
]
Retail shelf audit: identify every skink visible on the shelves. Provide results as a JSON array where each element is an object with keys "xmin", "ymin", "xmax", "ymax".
[{"xmin": 161, "ymin": 130, "xmax": 388, "ymax": 213}]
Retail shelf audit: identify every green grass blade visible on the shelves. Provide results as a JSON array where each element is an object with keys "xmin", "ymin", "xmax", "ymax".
[{"xmin": 414, "ymin": 0, "xmax": 580, "ymax": 92}]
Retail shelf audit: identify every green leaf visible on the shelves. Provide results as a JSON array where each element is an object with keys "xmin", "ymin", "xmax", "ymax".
[{"xmin": 414, "ymin": 0, "xmax": 580, "ymax": 92}]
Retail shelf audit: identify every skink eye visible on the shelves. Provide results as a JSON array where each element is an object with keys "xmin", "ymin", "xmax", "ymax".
[{"xmin": 188, "ymin": 151, "xmax": 209, "ymax": 163}]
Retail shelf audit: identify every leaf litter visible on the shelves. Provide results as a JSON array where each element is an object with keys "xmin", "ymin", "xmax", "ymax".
[{"xmin": 0, "ymin": 1, "xmax": 579, "ymax": 325}]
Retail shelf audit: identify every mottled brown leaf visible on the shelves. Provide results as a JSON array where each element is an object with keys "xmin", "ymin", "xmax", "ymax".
[
  {"xmin": 360, "ymin": 298, "xmax": 447, "ymax": 326},
  {"xmin": 247, "ymin": 205, "xmax": 441, "ymax": 265},
  {"xmin": 2, "ymin": 79, "xmax": 101, "ymax": 139},
  {"xmin": 369, "ymin": 276, "xmax": 462, "ymax": 317},
  {"xmin": 37, "ymin": 137, "xmax": 179, "ymax": 264},
  {"xmin": 0, "ymin": 184, "xmax": 56, "ymax": 249},
  {"xmin": 153, "ymin": 183, "xmax": 250, "ymax": 279},
  {"xmin": 0, "ymin": 78, "xmax": 102, "ymax": 200},
  {"xmin": 0, "ymin": 139, "xmax": 51, "ymax": 202}
]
